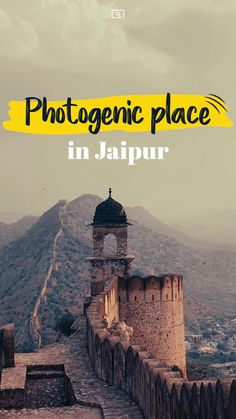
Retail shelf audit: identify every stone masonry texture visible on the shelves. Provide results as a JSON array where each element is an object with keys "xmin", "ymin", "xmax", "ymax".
[
  {"xmin": 86, "ymin": 277, "xmax": 236, "ymax": 418},
  {"xmin": 0, "ymin": 315, "xmax": 143, "ymax": 419}
]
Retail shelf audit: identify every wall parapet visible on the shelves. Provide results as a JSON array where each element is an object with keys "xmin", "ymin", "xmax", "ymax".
[
  {"xmin": 0, "ymin": 324, "xmax": 15, "ymax": 371},
  {"xmin": 85, "ymin": 277, "xmax": 236, "ymax": 419},
  {"xmin": 118, "ymin": 274, "xmax": 183, "ymax": 303},
  {"xmin": 118, "ymin": 275, "xmax": 186, "ymax": 375}
]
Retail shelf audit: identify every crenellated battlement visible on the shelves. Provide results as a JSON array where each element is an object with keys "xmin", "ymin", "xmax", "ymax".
[
  {"xmin": 118, "ymin": 274, "xmax": 183, "ymax": 303},
  {"xmin": 85, "ymin": 278, "xmax": 236, "ymax": 419}
]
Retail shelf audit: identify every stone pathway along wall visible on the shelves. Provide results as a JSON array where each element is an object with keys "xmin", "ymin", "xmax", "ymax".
[{"xmin": 0, "ymin": 315, "xmax": 143, "ymax": 418}]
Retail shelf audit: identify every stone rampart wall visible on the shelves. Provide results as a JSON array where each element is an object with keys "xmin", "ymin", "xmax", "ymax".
[
  {"xmin": 86, "ymin": 278, "xmax": 236, "ymax": 419},
  {"xmin": 119, "ymin": 275, "xmax": 186, "ymax": 375}
]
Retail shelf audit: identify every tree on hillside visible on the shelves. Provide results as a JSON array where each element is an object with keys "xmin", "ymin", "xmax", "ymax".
[{"xmin": 55, "ymin": 310, "xmax": 75, "ymax": 336}]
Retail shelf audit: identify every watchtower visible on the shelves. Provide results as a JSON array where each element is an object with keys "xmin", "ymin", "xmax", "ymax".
[{"xmin": 87, "ymin": 188, "xmax": 135, "ymax": 296}]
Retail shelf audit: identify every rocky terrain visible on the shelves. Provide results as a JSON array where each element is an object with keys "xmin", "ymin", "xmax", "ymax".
[{"xmin": 0, "ymin": 194, "xmax": 235, "ymax": 350}]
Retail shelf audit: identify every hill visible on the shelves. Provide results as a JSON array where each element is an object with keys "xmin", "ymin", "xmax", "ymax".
[
  {"xmin": 0, "ymin": 194, "xmax": 235, "ymax": 350},
  {"xmin": 128, "ymin": 206, "xmax": 219, "ymax": 249},
  {"xmin": 0, "ymin": 201, "xmax": 65, "ymax": 350},
  {"xmin": 0, "ymin": 216, "xmax": 37, "ymax": 248},
  {"xmin": 168, "ymin": 209, "xmax": 236, "ymax": 247}
]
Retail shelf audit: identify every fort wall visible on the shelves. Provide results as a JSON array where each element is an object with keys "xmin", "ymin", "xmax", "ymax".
[
  {"xmin": 86, "ymin": 278, "xmax": 236, "ymax": 419},
  {"xmin": 119, "ymin": 275, "xmax": 186, "ymax": 376}
]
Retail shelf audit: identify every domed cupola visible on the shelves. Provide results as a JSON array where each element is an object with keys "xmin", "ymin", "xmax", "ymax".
[
  {"xmin": 87, "ymin": 188, "xmax": 135, "ymax": 296},
  {"xmin": 92, "ymin": 188, "xmax": 129, "ymax": 225}
]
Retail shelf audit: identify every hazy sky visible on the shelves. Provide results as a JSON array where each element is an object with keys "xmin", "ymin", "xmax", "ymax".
[{"xmin": 0, "ymin": 0, "xmax": 235, "ymax": 222}]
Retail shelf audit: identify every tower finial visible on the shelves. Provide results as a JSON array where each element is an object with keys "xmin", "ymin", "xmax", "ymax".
[{"xmin": 108, "ymin": 187, "xmax": 112, "ymax": 198}]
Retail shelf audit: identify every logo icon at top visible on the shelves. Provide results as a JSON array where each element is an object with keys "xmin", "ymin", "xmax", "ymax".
[{"xmin": 111, "ymin": 9, "xmax": 125, "ymax": 19}]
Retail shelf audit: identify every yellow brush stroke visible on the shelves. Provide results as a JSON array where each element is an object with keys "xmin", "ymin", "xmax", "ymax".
[{"xmin": 2, "ymin": 94, "xmax": 233, "ymax": 135}]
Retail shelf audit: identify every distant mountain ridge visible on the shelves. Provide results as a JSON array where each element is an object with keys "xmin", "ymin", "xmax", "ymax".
[
  {"xmin": 0, "ymin": 194, "xmax": 235, "ymax": 350},
  {"xmin": 168, "ymin": 209, "xmax": 236, "ymax": 246},
  {"xmin": 0, "ymin": 216, "xmax": 38, "ymax": 248},
  {"xmin": 127, "ymin": 206, "xmax": 219, "ymax": 250}
]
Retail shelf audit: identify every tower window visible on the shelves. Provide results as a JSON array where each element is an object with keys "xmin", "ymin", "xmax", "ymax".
[
  {"xmin": 104, "ymin": 233, "xmax": 117, "ymax": 256},
  {"xmin": 134, "ymin": 296, "xmax": 137, "ymax": 301},
  {"xmin": 152, "ymin": 295, "xmax": 154, "ymax": 301}
]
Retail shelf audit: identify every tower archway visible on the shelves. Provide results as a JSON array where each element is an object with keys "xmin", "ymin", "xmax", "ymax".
[{"xmin": 104, "ymin": 233, "xmax": 117, "ymax": 256}]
